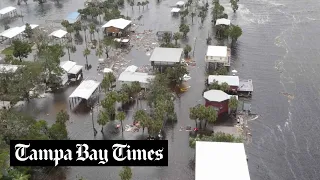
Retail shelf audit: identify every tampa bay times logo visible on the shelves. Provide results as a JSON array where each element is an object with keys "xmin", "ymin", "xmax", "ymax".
[{"xmin": 10, "ymin": 140, "xmax": 168, "ymax": 166}]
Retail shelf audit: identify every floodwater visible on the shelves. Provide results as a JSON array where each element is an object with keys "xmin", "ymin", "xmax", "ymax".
[{"xmin": 1, "ymin": 0, "xmax": 320, "ymax": 179}]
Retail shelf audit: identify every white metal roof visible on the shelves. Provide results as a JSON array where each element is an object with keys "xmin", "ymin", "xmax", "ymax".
[
  {"xmin": 20, "ymin": 24, "xmax": 39, "ymax": 30},
  {"xmin": 49, "ymin": 29, "xmax": 67, "ymax": 38},
  {"xmin": 206, "ymin": 46, "xmax": 227, "ymax": 57},
  {"xmin": 171, "ymin": 8, "xmax": 181, "ymax": 13},
  {"xmin": 208, "ymin": 75, "xmax": 240, "ymax": 87},
  {"xmin": 216, "ymin": 18, "xmax": 231, "ymax": 26},
  {"xmin": 69, "ymin": 80, "xmax": 101, "ymax": 100},
  {"xmin": 118, "ymin": 72, "xmax": 155, "ymax": 84},
  {"xmin": 124, "ymin": 65, "xmax": 138, "ymax": 73},
  {"xmin": 176, "ymin": 1, "xmax": 185, "ymax": 6},
  {"xmin": 196, "ymin": 142, "xmax": 250, "ymax": 180},
  {"xmin": 203, "ymin": 90, "xmax": 229, "ymax": 102},
  {"xmin": 60, "ymin": 61, "xmax": 76, "ymax": 72},
  {"xmin": 68, "ymin": 65, "xmax": 83, "ymax": 75},
  {"xmin": 149, "ymin": 47, "xmax": 183, "ymax": 62},
  {"xmin": 0, "ymin": 64, "xmax": 21, "ymax": 73},
  {"xmin": 0, "ymin": 27, "xmax": 25, "ymax": 39},
  {"xmin": 103, "ymin": 68, "xmax": 113, "ymax": 73},
  {"xmin": 0, "ymin": 6, "xmax": 16, "ymax": 15},
  {"xmin": 102, "ymin": 18, "xmax": 132, "ymax": 29}
]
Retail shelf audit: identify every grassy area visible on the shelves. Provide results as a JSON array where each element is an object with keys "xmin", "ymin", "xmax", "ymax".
[{"xmin": 1, "ymin": 46, "xmax": 14, "ymax": 55}]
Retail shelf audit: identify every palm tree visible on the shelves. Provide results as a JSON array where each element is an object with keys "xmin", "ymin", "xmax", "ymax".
[
  {"xmin": 98, "ymin": 110, "xmax": 109, "ymax": 132},
  {"xmin": 205, "ymin": 107, "xmax": 217, "ymax": 128},
  {"xmin": 66, "ymin": 43, "xmax": 76, "ymax": 61},
  {"xmin": 183, "ymin": 45, "xmax": 192, "ymax": 58},
  {"xmin": 134, "ymin": 110, "xmax": 149, "ymax": 133},
  {"xmin": 137, "ymin": 2, "xmax": 142, "ymax": 10},
  {"xmin": 116, "ymin": 111, "xmax": 126, "ymax": 134},
  {"xmin": 66, "ymin": 26, "xmax": 74, "ymax": 41},
  {"xmin": 82, "ymin": 25, "xmax": 88, "ymax": 47},
  {"xmin": 173, "ymin": 32, "xmax": 182, "ymax": 45},
  {"xmin": 130, "ymin": 1, "xmax": 134, "ymax": 9},
  {"xmin": 96, "ymin": 44, "xmax": 104, "ymax": 58},
  {"xmin": 190, "ymin": 11, "xmax": 196, "ymax": 24},
  {"xmin": 101, "ymin": 72, "xmax": 116, "ymax": 92},
  {"xmin": 83, "ymin": 48, "xmax": 90, "ymax": 66},
  {"xmin": 141, "ymin": 1, "xmax": 146, "ymax": 9},
  {"xmin": 89, "ymin": 23, "xmax": 96, "ymax": 41},
  {"xmin": 145, "ymin": 0, "xmax": 149, "ymax": 8}
]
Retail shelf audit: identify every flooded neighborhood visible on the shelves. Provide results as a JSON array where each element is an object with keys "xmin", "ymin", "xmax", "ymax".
[{"xmin": 1, "ymin": 0, "xmax": 320, "ymax": 180}]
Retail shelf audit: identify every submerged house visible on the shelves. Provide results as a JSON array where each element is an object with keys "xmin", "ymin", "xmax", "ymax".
[
  {"xmin": 208, "ymin": 75, "xmax": 240, "ymax": 92},
  {"xmin": 102, "ymin": 18, "xmax": 132, "ymax": 37},
  {"xmin": 149, "ymin": 47, "xmax": 183, "ymax": 71},
  {"xmin": 203, "ymin": 89, "xmax": 238, "ymax": 115},
  {"xmin": 60, "ymin": 61, "xmax": 83, "ymax": 85},
  {"xmin": 205, "ymin": 46, "xmax": 231, "ymax": 67},
  {"xmin": 117, "ymin": 65, "xmax": 154, "ymax": 89}
]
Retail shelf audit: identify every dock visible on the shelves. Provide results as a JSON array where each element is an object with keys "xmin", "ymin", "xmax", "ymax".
[{"xmin": 238, "ymin": 79, "xmax": 253, "ymax": 97}]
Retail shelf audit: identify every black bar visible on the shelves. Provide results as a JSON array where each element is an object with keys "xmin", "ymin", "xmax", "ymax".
[{"xmin": 10, "ymin": 140, "xmax": 168, "ymax": 166}]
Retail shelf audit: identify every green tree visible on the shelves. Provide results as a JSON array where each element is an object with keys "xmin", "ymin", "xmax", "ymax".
[
  {"xmin": 134, "ymin": 110, "xmax": 149, "ymax": 133},
  {"xmin": 89, "ymin": 23, "xmax": 96, "ymax": 41},
  {"xmin": 137, "ymin": 2, "xmax": 142, "ymax": 10},
  {"xmin": 73, "ymin": 21, "xmax": 82, "ymax": 35},
  {"xmin": 66, "ymin": 43, "xmax": 76, "ymax": 61},
  {"xmin": 12, "ymin": 40, "xmax": 32, "ymax": 61},
  {"xmin": 198, "ymin": 10, "xmax": 206, "ymax": 24},
  {"xmin": 183, "ymin": 45, "xmax": 192, "ymax": 58},
  {"xmin": 179, "ymin": 23, "xmax": 190, "ymax": 37},
  {"xmin": 166, "ymin": 63, "xmax": 188, "ymax": 85},
  {"xmin": 211, "ymin": 1, "xmax": 225, "ymax": 22},
  {"xmin": 83, "ymin": 48, "xmax": 91, "ymax": 66},
  {"xmin": 228, "ymin": 96, "xmax": 238, "ymax": 113},
  {"xmin": 56, "ymin": 110, "xmax": 70, "ymax": 125},
  {"xmin": 116, "ymin": 111, "xmax": 126, "ymax": 134},
  {"xmin": 119, "ymin": 166, "xmax": 132, "ymax": 180},
  {"xmin": 67, "ymin": 26, "xmax": 74, "ymax": 40},
  {"xmin": 82, "ymin": 24, "xmax": 88, "ymax": 46},
  {"xmin": 97, "ymin": 110, "xmax": 110, "ymax": 132},
  {"xmin": 173, "ymin": 32, "xmax": 182, "ymax": 45},
  {"xmin": 189, "ymin": 132, "xmax": 242, "ymax": 148},
  {"xmin": 230, "ymin": 0, "xmax": 238, "ymax": 13},
  {"xmin": 220, "ymin": 82, "xmax": 230, "ymax": 92},
  {"xmin": 96, "ymin": 43, "xmax": 104, "ymax": 58},
  {"xmin": 190, "ymin": 11, "xmax": 196, "ymax": 24},
  {"xmin": 24, "ymin": 23, "xmax": 33, "ymax": 38},
  {"xmin": 145, "ymin": 0, "xmax": 149, "ymax": 8},
  {"xmin": 226, "ymin": 25, "xmax": 242, "ymax": 42},
  {"xmin": 101, "ymin": 72, "xmax": 116, "ymax": 92},
  {"xmin": 162, "ymin": 32, "xmax": 172, "ymax": 44},
  {"xmin": 130, "ymin": 1, "xmax": 134, "ymax": 9},
  {"xmin": 61, "ymin": 20, "xmax": 70, "ymax": 29},
  {"xmin": 104, "ymin": 36, "xmax": 120, "ymax": 58}
]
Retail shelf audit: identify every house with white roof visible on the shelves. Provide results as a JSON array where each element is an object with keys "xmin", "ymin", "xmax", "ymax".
[
  {"xmin": 196, "ymin": 141, "xmax": 251, "ymax": 180},
  {"xmin": 117, "ymin": 65, "xmax": 155, "ymax": 89},
  {"xmin": 102, "ymin": 18, "xmax": 132, "ymax": 36},
  {"xmin": 60, "ymin": 61, "xmax": 83, "ymax": 84},
  {"xmin": 149, "ymin": 47, "xmax": 183, "ymax": 70},
  {"xmin": 203, "ymin": 89, "xmax": 238, "ymax": 115},
  {"xmin": 216, "ymin": 18, "xmax": 231, "ymax": 26},
  {"xmin": 0, "ymin": 6, "xmax": 17, "ymax": 18},
  {"xmin": 208, "ymin": 75, "xmax": 239, "ymax": 91},
  {"xmin": 205, "ymin": 46, "xmax": 231, "ymax": 67}
]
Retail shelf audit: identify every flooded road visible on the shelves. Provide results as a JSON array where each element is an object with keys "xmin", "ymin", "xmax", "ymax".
[{"xmin": 1, "ymin": 0, "xmax": 320, "ymax": 179}]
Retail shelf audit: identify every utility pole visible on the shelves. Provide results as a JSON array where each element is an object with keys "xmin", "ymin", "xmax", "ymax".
[{"xmin": 91, "ymin": 106, "xmax": 97, "ymax": 136}]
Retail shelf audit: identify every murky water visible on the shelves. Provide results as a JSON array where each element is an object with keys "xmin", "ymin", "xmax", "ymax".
[{"xmin": 1, "ymin": 0, "xmax": 320, "ymax": 179}]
